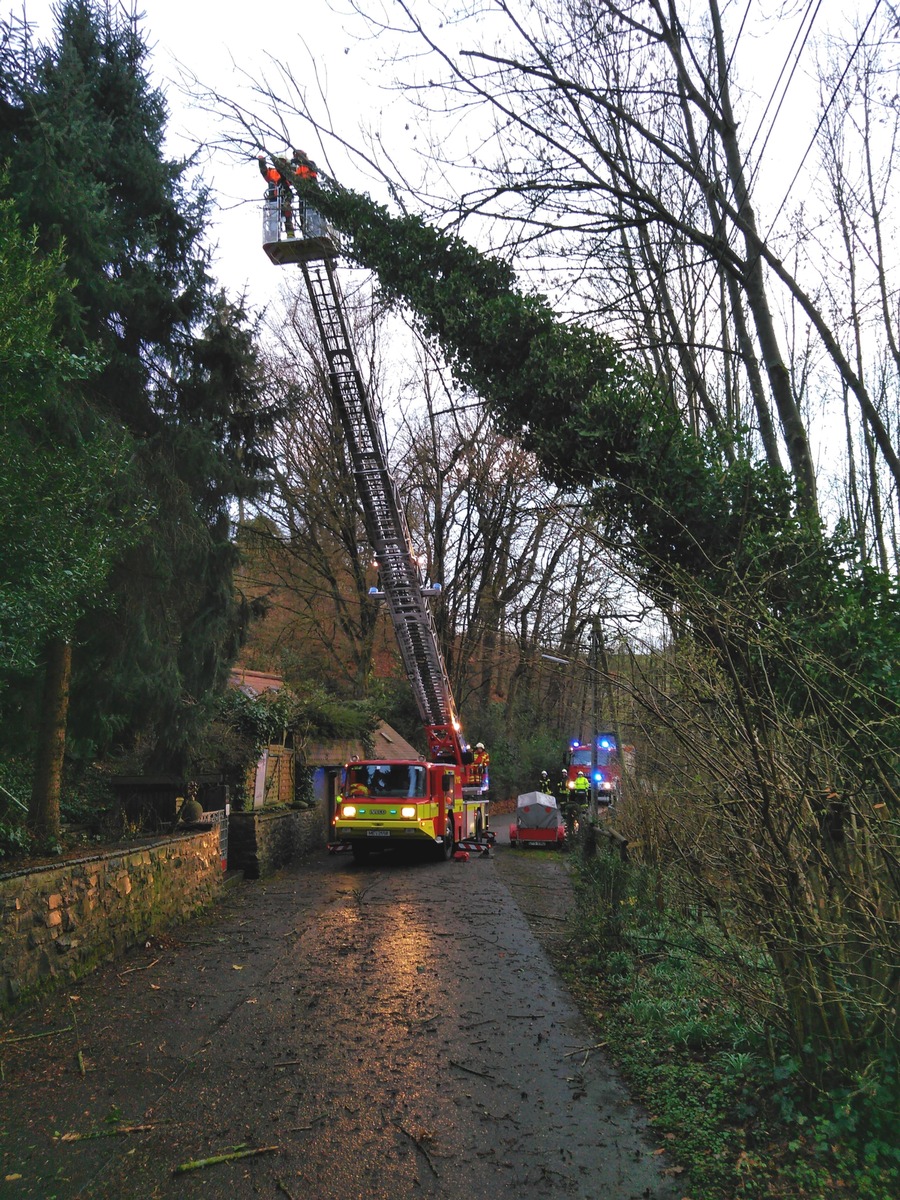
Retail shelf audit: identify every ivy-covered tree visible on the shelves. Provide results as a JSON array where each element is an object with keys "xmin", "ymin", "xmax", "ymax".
[
  {"xmin": 0, "ymin": 2, "xmax": 274, "ymax": 843},
  {"xmin": 291, "ymin": 174, "xmax": 900, "ymax": 1085},
  {"xmin": 294, "ymin": 177, "xmax": 808, "ymax": 593}
]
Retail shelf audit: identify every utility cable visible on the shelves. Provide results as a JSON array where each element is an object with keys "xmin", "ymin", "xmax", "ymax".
[
  {"xmin": 746, "ymin": 0, "xmax": 824, "ymax": 185},
  {"xmin": 763, "ymin": 0, "xmax": 884, "ymax": 239}
]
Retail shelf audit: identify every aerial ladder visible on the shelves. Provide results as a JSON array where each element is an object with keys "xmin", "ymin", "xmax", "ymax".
[{"xmin": 258, "ymin": 154, "xmax": 492, "ymax": 861}]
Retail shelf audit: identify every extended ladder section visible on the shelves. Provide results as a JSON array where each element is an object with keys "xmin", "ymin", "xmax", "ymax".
[
  {"xmin": 302, "ymin": 257, "xmax": 466, "ymax": 765},
  {"xmin": 260, "ymin": 183, "xmax": 474, "ymax": 771}
]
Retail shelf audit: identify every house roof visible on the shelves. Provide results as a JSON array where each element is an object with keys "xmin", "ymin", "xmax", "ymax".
[
  {"xmin": 227, "ymin": 671, "xmax": 420, "ymax": 765},
  {"xmin": 304, "ymin": 720, "xmax": 421, "ymax": 767},
  {"xmin": 228, "ymin": 668, "xmax": 284, "ymax": 698}
]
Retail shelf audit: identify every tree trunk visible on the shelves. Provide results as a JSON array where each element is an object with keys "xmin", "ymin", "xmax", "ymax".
[
  {"xmin": 29, "ymin": 637, "xmax": 72, "ymax": 851},
  {"xmin": 705, "ymin": 0, "xmax": 818, "ymax": 515}
]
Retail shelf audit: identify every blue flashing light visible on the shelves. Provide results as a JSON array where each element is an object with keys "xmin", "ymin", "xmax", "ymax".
[{"xmin": 593, "ymin": 771, "xmax": 603, "ymax": 783}]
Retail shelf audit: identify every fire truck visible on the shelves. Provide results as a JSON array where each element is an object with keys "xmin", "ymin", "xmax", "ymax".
[
  {"xmin": 259, "ymin": 157, "xmax": 492, "ymax": 862},
  {"xmin": 564, "ymin": 733, "xmax": 622, "ymax": 804}
]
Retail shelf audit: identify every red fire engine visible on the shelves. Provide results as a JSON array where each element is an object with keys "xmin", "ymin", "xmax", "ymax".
[
  {"xmin": 564, "ymin": 733, "xmax": 622, "ymax": 803},
  {"xmin": 259, "ymin": 155, "xmax": 492, "ymax": 862}
]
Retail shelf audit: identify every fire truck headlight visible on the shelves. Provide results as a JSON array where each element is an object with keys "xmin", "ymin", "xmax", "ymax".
[
  {"xmin": 400, "ymin": 805, "xmax": 416, "ymax": 819},
  {"xmin": 341, "ymin": 804, "xmax": 357, "ymax": 818},
  {"xmin": 567, "ymin": 781, "xmax": 576, "ymax": 791}
]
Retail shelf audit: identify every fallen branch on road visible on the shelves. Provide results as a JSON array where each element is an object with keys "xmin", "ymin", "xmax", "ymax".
[
  {"xmin": 563, "ymin": 1041, "xmax": 607, "ymax": 1057},
  {"xmin": 395, "ymin": 1122, "xmax": 439, "ymax": 1177},
  {"xmin": 55, "ymin": 1124, "xmax": 156, "ymax": 1141},
  {"xmin": 173, "ymin": 1145, "xmax": 279, "ymax": 1174},
  {"xmin": 2, "ymin": 1025, "xmax": 73, "ymax": 1044},
  {"xmin": 449, "ymin": 1058, "xmax": 494, "ymax": 1079}
]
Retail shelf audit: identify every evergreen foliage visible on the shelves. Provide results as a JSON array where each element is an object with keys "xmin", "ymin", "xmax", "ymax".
[
  {"xmin": 192, "ymin": 684, "xmax": 379, "ymax": 811},
  {"xmin": 296, "ymin": 177, "xmax": 799, "ymax": 583},
  {"xmin": 0, "ymin": 2, "xmax": 275, "ymax": 768},
  {"xmin": 0, "ymin": 193, "xmax": 133, "ymax": 668}
]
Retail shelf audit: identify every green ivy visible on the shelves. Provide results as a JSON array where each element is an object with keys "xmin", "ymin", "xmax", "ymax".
[
  {"xmin": 296, "ymin": 177, "xmax": 801, "ymax": 584},
  {"xmin": 191, "ymin": 684, "xmax": 379, "ymax": 810}
]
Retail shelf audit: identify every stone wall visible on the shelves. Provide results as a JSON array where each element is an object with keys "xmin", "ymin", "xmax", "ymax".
[
  {"xmin": 0, "ymin": 829, "xmax": 222, "ymax": 1010},
  {"xmin": 228, "ymin": 804, "xmax": 326, "ymax": 879}
]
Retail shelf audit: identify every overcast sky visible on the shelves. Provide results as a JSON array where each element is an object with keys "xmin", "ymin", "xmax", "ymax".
[
  {"xmin": 10, "ymin": 0, "xmax": 867, "ymax": 316},
  {"xmin": 11, "ymin": 0, "xmax": 387, "ymax": 309}
]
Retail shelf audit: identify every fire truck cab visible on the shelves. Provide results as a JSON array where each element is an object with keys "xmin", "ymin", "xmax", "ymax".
[
  {"xmin": 564, "ymin": 733, "xmax": 621, "ymax": 803},
  {"xmin": 335, "ymin": 759, "xmax": 486, "ymax": 861}
]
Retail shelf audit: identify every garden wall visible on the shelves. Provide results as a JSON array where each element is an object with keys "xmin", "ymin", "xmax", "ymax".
[
  {"xmin": 0, "ymin": 828, "xmax": 221, "ymax": 1010},
  {"xmin": 228, "ymin": 804, "xmax": 327, "ymax": 879}
]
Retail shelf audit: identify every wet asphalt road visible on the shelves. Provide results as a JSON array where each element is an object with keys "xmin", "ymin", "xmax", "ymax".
[{"xmin": 0, "ymin": 843, "xmax": 686, "ymax": 1200}]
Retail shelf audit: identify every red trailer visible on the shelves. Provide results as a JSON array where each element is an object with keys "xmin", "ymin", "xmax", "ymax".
[{"xmin": 509, "ymin": 791, "xmax": 566, "ymax": 848}]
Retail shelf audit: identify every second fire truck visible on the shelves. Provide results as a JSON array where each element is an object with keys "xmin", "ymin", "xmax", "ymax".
[{"xmin": 563, "ymin": 733, "xmax": 622, "ymax": 804}]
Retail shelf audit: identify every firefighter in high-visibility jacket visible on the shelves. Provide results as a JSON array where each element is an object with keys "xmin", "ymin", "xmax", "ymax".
[
  {"xmin": 563, "ymin": 770, "xmax": 588, "ymax": 840},
  {"xmin": 472, "ymin": 742, "xmax": 490, "ymax": 787},
  {"xmin": 257, "ymin": 154, "xmax": 295, "ymax": 237},
  {"xmin": 556, "ymin": 771, "xmax": 570, "ymax": 808},
  {"xmin": 573, "ymin": 770, "xmax": 590, "ymax": 815}
]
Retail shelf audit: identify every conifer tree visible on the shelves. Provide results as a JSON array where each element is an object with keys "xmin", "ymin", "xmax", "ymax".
[{"xmin": 0, "ymin": 2, "xmax": 273, "ymax": 839}]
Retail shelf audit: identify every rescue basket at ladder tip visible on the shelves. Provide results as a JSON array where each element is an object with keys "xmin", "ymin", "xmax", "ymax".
[{"xmin": 261, "ymin": 172, "xmax": 339, "ymax": 265}]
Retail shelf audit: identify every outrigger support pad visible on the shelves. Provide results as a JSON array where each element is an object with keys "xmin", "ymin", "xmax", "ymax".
[{"xmin": 457, "ymin": 832, "xmax": 495, "ymax": 857}]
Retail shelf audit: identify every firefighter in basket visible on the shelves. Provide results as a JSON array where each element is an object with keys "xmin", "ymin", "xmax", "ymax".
[{"xmin": 258, "ymin": 153, "xmax": 295, "ymax": 238}]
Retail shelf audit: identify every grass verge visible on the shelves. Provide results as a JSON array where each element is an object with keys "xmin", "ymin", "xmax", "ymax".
[{"xmin": 550, "ymin": 839, "xmax": 899, "ymax": 1200}]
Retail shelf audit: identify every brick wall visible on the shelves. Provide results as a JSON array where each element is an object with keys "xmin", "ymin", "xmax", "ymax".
[{"xmin": 0, "ymin": 829, "xmax": 222, "ymax": 1010}]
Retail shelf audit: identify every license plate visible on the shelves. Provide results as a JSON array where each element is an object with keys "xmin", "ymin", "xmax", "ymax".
[{"xmin": 367, "ymin": 830, "xmax": 390, "ymax": 837}]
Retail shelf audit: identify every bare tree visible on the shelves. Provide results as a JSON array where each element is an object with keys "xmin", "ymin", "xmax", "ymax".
[
  {"xmin": 390, "ymin": 348, "xmax": 631, "ymax": 724},
  {"xmin": 240, "ymin": 283, "xmax": 394, "ymax": 694},
  {"xmin": 321, "ymin": 0, "xmax": 899, "ymax": 527},
  {"xmin": 814, "ymin": 16, "xmax": 900, "ymax": 566}
]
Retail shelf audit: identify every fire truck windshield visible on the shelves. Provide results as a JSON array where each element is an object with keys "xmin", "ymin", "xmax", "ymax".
[
  {"xmin": 346, "ymin": 764, "xmax": 427, "ymax": 799},
  {"xmin": 569, "ymin": 743, "xmax": 618, "ymax": 767}
]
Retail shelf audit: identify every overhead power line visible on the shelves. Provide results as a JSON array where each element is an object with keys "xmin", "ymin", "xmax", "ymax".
[
  {"xmin": 764, "ymin": 0, "xmax": 884, "ymax": 239},
  {"xmin": 746, "ymin": 0, "xmax": 825, "ymax": 186}
]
